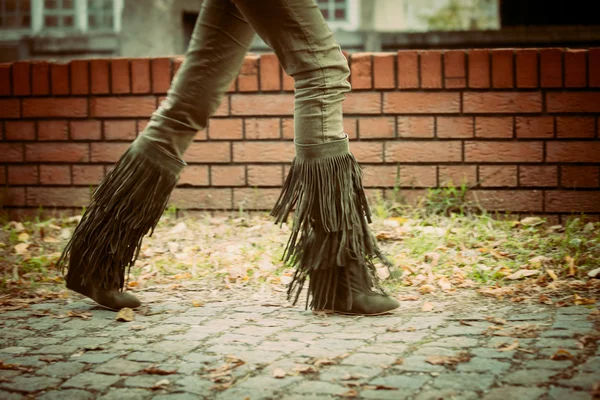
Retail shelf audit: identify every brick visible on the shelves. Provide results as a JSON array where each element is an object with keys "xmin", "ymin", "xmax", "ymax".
[
  {"xmin": 178, "ymin": 165, "xmax": 209, "ymax": 186},
  {"xmin": 8, "ymin": 165, "xmax": 38, "ymax": 185},
  {"xmin": 373, "ymin": 53, "xmax": 395, "ymax": 89},
  {"xmin": 282, "ymin": 70, "xmax": 294, "ymax": 91},
  {"xmin": 233, "ymin": 142, "xmax": 293, "ymax": 163},
  {"xmin": 0, "ymin": 99, "xmax": 21, "ymax": 118},
  {"xmin": 479, "ymin": 165, "xmax": 518, "ymax": 187},
  {"xmin": 186, "ymin": 142, "xmax": 232, "ymax": 163},
  {"xmin": 397, "ymin": 51, "xmax": 419, "ymax": 89},
  {"xmin": 90, "ymin": 96, "xmax": 155, "ymax": 117},
  {"xmin": 540, "ymin": 49, "xmax": 562, "ymax": 87},
  {"xmin": 384, "ymin": 92, "xmax": 460, "ymax": 114},
  {"xmin": 465, "ymin": 142, "xmax": 543, "ymax": 163},
  {"xmin": 546, "ymin": 191, "xmax": 600, "ymax": 213},
  {"xmin": 564, "ymin": 50, "xmax": 587, "ymax": 88},
  {"xmin": 439, "ymin": 166, "xmax": 477, "ymax": 186},
  {"xmin": 72, "ymin": 165, "xmax": 104, "ymax": 185},
  {"xmin": 70, "ymin": 60, "xmax": 89, "ymax": 95},
  {"xmin": 350, "ymin": 142, "xmax": 383, "ymax": 163},
  {"xmin": 437, "ymin": 116, "xmax": 473, "ymax": 138},
  {"xmin": 245, "ymin": 118, "xmax": 281, "ymax": 139},
  {"xmin": 475, "ymin": 117, "xmax": 513, "ymax": 138},
  {"xmin": 547, "ymin": 142, "xmax": 600, "ymax": 163},
  {"xmin": 420, "ymin": 51, "xmax": 442, "ymax": 89},
  {"xmin": 344, "ymin": 117, "xmax": 358, "ymax": 139},
  {"xmin": 556, "ymin": 117, "xmax": 595, "ymax": 138},
  {"xmin": 519, "ymin": 166, "xmax": 557, "ymax": 187},
  {"xmin": 131, "ymin": 59, "xmax": 151, "ymax": 94},
  {"xmin": 231, "ymin": 94, "xmax": 294, "ymax": 116},
  {"xmin": 172, "ymin": 56, "xmax": 184, "ymax": 79},
  {"xmin": 472, "ymin": 190, "xmax": 543, "ymax": 212},
  {"xmin": 515, "ymin": 49, "xmax": 538, "ymax": 88},
  {"xmin": 282, "ymin": 118, "xmax": 294, "ymax": 139},
  {"xmin": 50, "ymin": 63, "xmax": 70, "ymax": 95},
  {"xmin": 110, "ymin": 59, "xmax": 130, "ymax": 94},
  {"xmin": 26, "ymin": 187, "xmax": 90, "ymax": 207},
  {"xmin": 492, "ymin": 49, "xmax": 514, "ymax": 88},
  {"xmin": 444, "ymin": 50, "xmax": 466, "ymax": 88},
  {"xmin": 5, "ymin": 121, "xmax": 35, "ymax": 141},
  {"xmin": 70, "ymin": 120, "xmax": 101, "ymax": 140},
  {"xmin": 590, "ymin": 49, "xmax": 600, "ymax": 87},
  {"xmin": 463, "ymin": 92, "xmax": 542, "ymax": 113},
  {"xmin": 208, "ymin": 118, "xmax": 243, "ymax": 140},
  {"xmin": 12, "ymin": 61, "xmax": 30, "ymax": 96},
  {"xmin": 90, "ymin": 142, "xmax": 129, "ymax": 162},
  {"xmin": 23, "ymin": 98, "xmax": 87, "ymax": 118},
  {"xmin": 359, "ymin": 117, "xmax": 395, "ymax": 139},
  {"xmin": 103, "ymin": 120, "xmax": 137, "ymax": 140},
  {"xmin": 468, "ymin": 49, "xmax": 490, "ymax": 88},
  {"xmin": 247, "ymin": 165, "xmax": 282, "ymax": 187},
  {"xmin": 0, "ymin": 143, "xmax": 24, "ymax": 162},
  {"xmin": 1, "ymin": 188, "xmax": 26, "ymax": 206},
  {"xmin": 546, "ymin": 92, "xmax": 600, "ymax": 113},
  {"xmin": 40, "ymin": 165, "xmax": 71, "ymax": 185},
  {"xmin": 90, "ymin": 59, "xmax": 110, "ymax": 94},
  {"xmin": 151, "ymin": 58, "xmax": 172, "ymax": 93},
  {"xmin": 170, "ymin": 188, "xmax": 232, "ymax": 210},
  {"xmin": 561, "ymin": 166, "xmax": 599, "ymax": 188},
  {"xmin": 362, "ymin": 165, "xmax": 398, "ymax": 187},
  {"xmin": 260, "ymin": 54, "xmax": 281, "ymax": 91},
  {"xmin": 213, "ymin": 97, "xmax": 229, "ymax": 116},
  {"xmin": 344, "ymin": 93, "xmax": 381, "ymax": 114},
  {"xmin": 398, "ymin": 116, "xmax": 433, "ymax": 138},
  {"xmin": 238, "ymin": 55, "xmax": 259, "ymax": 92},
  {"xmin": 0, "ymin": 166, "xmax": 5, "ymax": 185},
  {"xmin": 399, "ymin": 166, "xmax": 437, "ymax": 187},
  {"xmin": 350, "ymin": 53, "xmax": 372, "ymax": 89},
  {"xmin": 38, "ymin": 120, "xmax": 68, "ymax": 140},
  {"xmin": 32, "ymin": 62, "xmax": 50, "ymax": 95},
  {"xmin": 516, "ymin": 117, "xmax": 554, "ymax": 138},
  {"xmin": 0, "ymin": 63, "xmax": 10, "ymax": 95},
  {"xmin": 386, "ymin": 141, "xmax": 461, "ymax": 163},
  {"xmin": 211, "ymin": 165, "xmax": 245, "ymax": 186},
  {"xmin": 26, "ymin": 143, "xmax": 88, "ymax": 162},
  {"xmin": 233, "ymin": 188, "xmax": 280, "ymax": 210}
]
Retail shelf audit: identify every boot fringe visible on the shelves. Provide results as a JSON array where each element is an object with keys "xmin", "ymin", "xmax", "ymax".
[
  {"xmin": 270, "ymin": 137, "xmax": 390, "ymax": 310},
  {"xmin": 58, "ymin": 139, "xmax": 184, "ymax": 291}
]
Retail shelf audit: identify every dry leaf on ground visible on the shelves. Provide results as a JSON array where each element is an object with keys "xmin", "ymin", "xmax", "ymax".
[
  {"xmin": 336, "ymin": 389, "xmax": 359, "ymax": 398},
  {"xmin": 426, "ymin": 352, "xmax": 471, "ymax": 365},
  {"xmin": 421, "ymin": 302, "xmax": 434, "ymax": 312},
  {"xmin": 116, "ymin": 307, "xmax": 134, "ymax": 322},
  {"xmin": 497, "ymin": 341, "xmax": 519, "ymax": 352},
  {"xmin": 507, "ymin": 269, "xmax": 540, "ymax": 280},
  {"xmin": 272, "ymin": 368, "xmax": 286, "ymax": 379},
  {"xmin": 550, "ymin": 349, "xmax": 574, "ymax": 360}
]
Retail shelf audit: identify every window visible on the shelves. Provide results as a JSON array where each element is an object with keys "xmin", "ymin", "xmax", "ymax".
[
  {"xmin": 87, "ymin": 0, "xmax": 113, "ymax": 31},
  {"xmin": 316, "ymin": 0, "xmax": 358, "ymax": 31},
  {"xmin": 0, "ymin": 0, "xmax": 31, "ymax": 29},
  {"xmin": 43, "ymin": 0, "xmax": 75, "ymax": 29}
]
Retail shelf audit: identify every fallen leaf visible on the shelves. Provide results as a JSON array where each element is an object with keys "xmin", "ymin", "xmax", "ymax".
[
  {"xmin": 14, "ymin": 243, "xmax": 29, "ymax": 255},
  {"xmin": 497, "ymin": 341, "xmax": 519, "ymax": 352},
  {"xmin": 116, "ymin": 307, "xmax": 134, "ymax": 322},
  {"xmin": 574, "ymin": 294, "xmax": 595, "ymax": 306},
  {"xmin": 520, "ymin": 217, "xmax": 544, "ymax": 227},
  {"xmin": 314, "ymin": 358, "xmax": 337, "ymax": 367},
  {"xmin": 459, "ymin": 320, "xmax": 473, "ymax": 326},
  {"xmin": 295, "ymin": 365, "xmax": 318, "ymax": 374},
  {"xmin": 272, "ymin": 368, "xmax": 286, "ymax": 379},
  {"xmin": 566, "ymin": 256, "xmax": 576, "ymax": 277},
  {"xmin": 485, "ymin": 316, "xmax": 508, "ymax": 325},
  {"xmin": 144, "ymin": 366, "xmax": 177, "ymax": 375},
  {"xmin": 426, "ymin": 352, "xmax": 471, "ymax": 365},
  {"xmin": 397, "ymin": 295, "xmax": 419, "ymax": 301},
  {"xmin": 588, "ymin": 267, "xmax": 600, "ymax": 278},
  {"xmin": 550, "ymin": 349, "xmax": 574, "ymax": 360},
  {"xmin": 529, "ymin": 255, "xmax": 552, "ymax": 265},
  {"xmin": 506, "ymin": 269, "xmax": 540, "ymax": 280},
  {"xmin": 336, "ymin": 389, "xmax": 359, "ymax": 398},
  {"xmin": 547, "ymin": 270, "xmax": 559, "ymax": 281},
  {"xmin": 43, "ymin": 236, "xmax": 60, "ymax": 243},
  {"xmin": 539, "ymin": 295, "xmax": 553, "ymax": 305},
  {"xmin": 17, "ymin": 232, "xmax": 30, "ymax": 242},
  {"xmin": 127, "ymin": 281, "xmax": 139, "ymax": 288},
  {"xmin": 152, "ymin": 379, "xmax": 170, "ymax": 389},
  {"xmin": 385, "ymin": 327, "xmax": 399, "ymax": 333},
  {"xmin": 421, "ymin": 302, "xmax": 434, "ymax": 312},
  {"xmin": 192, "ymin": 300, "xmax": 204, "ymax": 307},
  {"xmin": 393, "ymin": 358, "xmax": 404, "ymax": 365},
  {"xmin": 66, "ymin": 310, "xmax": 92, "ymax": 320},
  {"xmin": 419, "ymin": 284, "xmax": 436, "ymax": 294}
]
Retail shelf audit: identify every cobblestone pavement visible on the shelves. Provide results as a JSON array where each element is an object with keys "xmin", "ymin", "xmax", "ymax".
[{"xmin": 1, "ymin": 288, "xmax": 599, "ymax": 400}]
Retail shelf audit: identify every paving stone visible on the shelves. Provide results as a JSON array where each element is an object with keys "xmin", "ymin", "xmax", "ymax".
[
  {"xmin": 502, "ymin": 369, "xmax": 556, "ymax": 385},
  {"xmin": 126, "ymin": 352, "xmax": 168, "ymax": 363},
  {"xmin": 2, "ymin": 356, "xmax": 48, "ymax": 367},
  {"xmin": 360, "ymin": 343, "xmax": 409, "ymax": 354},
  {"xmin": 436, "ymin": 325, "xmax": 488, "ymax": 336},
  {"xmin": 547, "ymin": 387, "xmax": 592, "ymax": 400},
  {"xmin": 415, "ymin": 388, "xmax": 478, "ymax": 400},
  {"xmin": 538, "ymin": 348, "xmax": 582, "ymax": 358},
  {"xmin": 50, "ymin": 330, "xmax": 82, "ymax": 338},
  {"xmin": 62, "ymin": 372, "xmax": 121, "ymax": 391},
  {"xmin": 524, "ymin": 359, "xmax": 574, "ymax": 370},
  {"xmin": 361, "ymin": 388, "xmax": 413, "ymax": 399},
  {"xmin": 124, "ymin": 374, "xmax": 181, "ymax": 388},
  {"xmin": 206, "ymin": 333, "xmax": 262, "ymax": 346},
  {"xmin": 137, "ymin": 324, "xmax": 188, "ymax": 337},
  {"xmin": 413, "ymin": 346, "xmax": 458, "ymax": 357},
  {"xmin": 341, "ymin": 352, "xmax": 397, "ymax": 367},
  {"xmin": 482, "ymin": 386, "xmax": 546, "ymax": 400},
  {"xmin": 319, "ymin": 365, "xmax": 381, "ymax": 382},
  {"xmin": 149, "ymin": 393, "xmax": 199, "ymax": 400},
  {"xmin": 150, "ymin": 340, "xmax": 203, "ymax": 355},
  {"xmin": 279, "ymin": 395, "xmax": 332, "ymax": 400},
  {"xmin": 470, "ymin": 347, "xmax": 516, "ymax": 359},
  {"xmin": 0, "ymin": 370, "xmax": 22, "ymax": 380},
  {"xmin": 580, "ymin": 356, "xmax": 600, "ymax": 372},
  {"xmin": 18, "ymin": 337, "xmax": 60, "ymax": 347},
  {"xmin": 73, "ymin": 353, "xmax": 119, "ymax": 364},
  {"xmin": 0, "ymin": 347, "xmax": 29, "ymax": 354},
  {"xmin": 99, "ymin": 388, "xmax": 151, "ymax": 400},
  {"xmin": 534, "ymin": 338, "xmax": 581, "ymax": 349},
  {"xmin": 180, "ymin": 353, "xmax": 219, "ymax": 364},
  {"xmin": 93, "ymin": 358, "xmax": 148, "ymax": 375},
  {"xmin": 37, "ymin": 362, "xmax": 86, "ymax": 377},
  {"xmin": 423, "ymin": 337, "xmax": 479, "ymax": 348},
  {"xmin": 38, "ymin": 389, "xmax": 94, "ymax": 400},
  {"xmin": 369, "ymin": 375, "xmax": 430, "ymax": 390},
  {"xmin": 0, "ymin": 376, "xmax": 62, "ymax": 393},
  {"xmin": 432, "ymin": 372, "xmax": 495, "ymax": 391},
  {"xmin": 456, "ymin": 358, "xmax": 511, "ymax": 374},
  {"xmin": 235, "ymin": 375, "xmax": 302, "ymax": 391},
  {"xmin": 174, "ymin": 376, "xmax": 213, "ymax": 395},
  {"xmin": 0, "ymin": 391, "xmax": 25, "ymax": 399},
  {"xmin": 556, "ymin": 307, "xmax": 592, "ymax": 315},
  {"xmin": 551, "ymin": 320, "xmax": 594, "ymax": 330},
  {"xmin": 63, "ymin": 337, "xmax": 112, "ymax": 348},
  {"xmin": 31, "ymin": 345, "xmax": 78, "ymax": 355},
  {"xmin": 291, "ymin": 380, "xmax": 348, "ymax": 395},
  {"xmin": 558, "ymin": 372, "xmax": 600, "ymax": 390},
  {"xmin": 540, "ymin": 329, "xmax": 589, "ymax": 338},
  {"xmin": 486, "ymin": 337, "xmax": 535, "ymax": 348},
  {"xmin": 376, "ymin": 332, "xmax": 429, "ymax": 343},
  {"xmin": 295, "ymin": 324, "xmax": 344, "ymax": 334},
  {"xmin": 253, "ymin": 340, "xmax": 308, "ymax": 354},
  {"xmin": 216, "ymin": 387, "xmax": 274, "ymax": 400},
  {"xmin": 392, "ymin": 356, "xmax": 444, "ymax": 373}
]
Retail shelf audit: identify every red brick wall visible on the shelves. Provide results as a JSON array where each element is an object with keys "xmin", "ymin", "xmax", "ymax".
[{"xmin": 1, "ymin": 49, "xmax": 599, "ymax": 219}]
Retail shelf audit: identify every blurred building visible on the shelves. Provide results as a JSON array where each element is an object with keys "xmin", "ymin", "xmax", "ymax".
[{"xmin": 1, "ymin": 0, "xmax": 599, "ymax": 62}]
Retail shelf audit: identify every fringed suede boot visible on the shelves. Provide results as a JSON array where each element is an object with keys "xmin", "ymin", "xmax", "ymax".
[
  {"xmin": 59, "ymin": 137, "xmax": 185, "ymax": 310},
  {"xmin": 271, "ymin": 136, "xmax": 399, "ymax": 315}
]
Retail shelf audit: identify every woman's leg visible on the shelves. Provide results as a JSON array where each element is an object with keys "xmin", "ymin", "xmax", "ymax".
[
  {"xmin": 232, "ymin": 0, "xmax": 399, "ymax": 314},
  {"xmin": 58, "ymin": 0, "xmax": 255, "ymax": 310}
]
